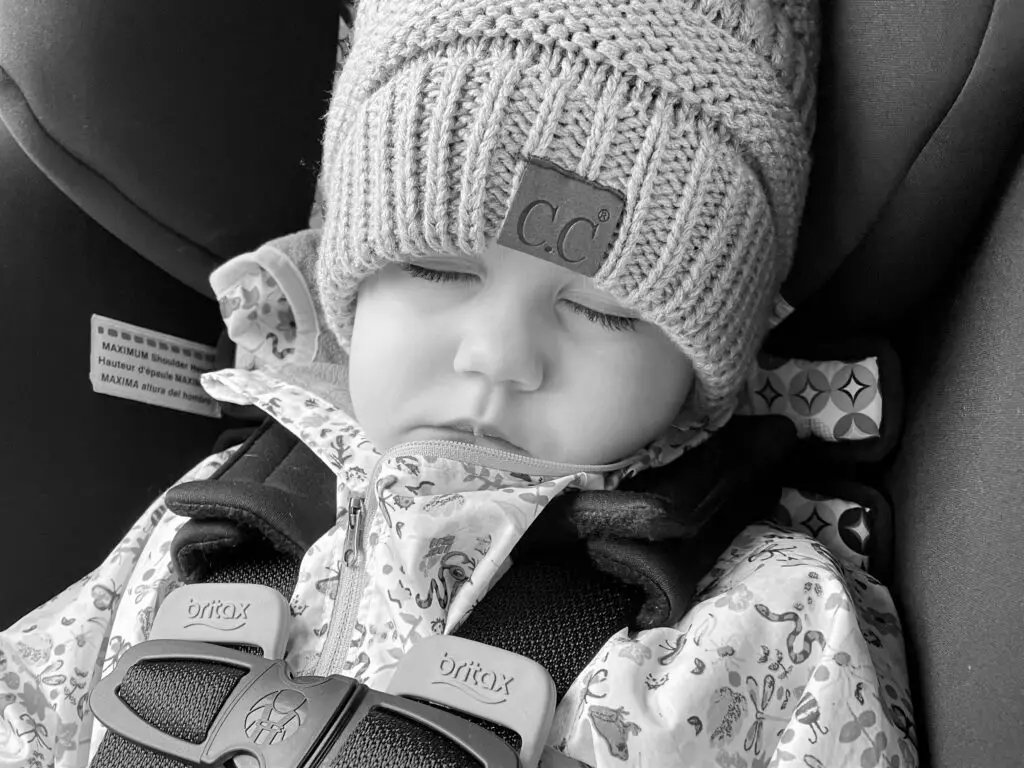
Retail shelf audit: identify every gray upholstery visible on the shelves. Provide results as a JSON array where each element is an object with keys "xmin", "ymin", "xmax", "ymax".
[
  {"xmin": 780, "ymin": 0, "xmax": 1024, "ymax": 340},
  {"xmin": 888, "ymin": 148, "xmax": 1024, "ymax": 768},
  {"xmin": 0, "ymin": 0, "xmax": 340, "ymax": 297},
  {"xmin": 0, "ymin": 0, "xmax": 340, "ymax": 621},
  {"xmin": 0, "ymin": 119, "xmax": 227, "ymax": 622}
]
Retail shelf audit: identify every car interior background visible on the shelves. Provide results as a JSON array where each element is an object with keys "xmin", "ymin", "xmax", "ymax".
[{"xmin": 1, "ymin": 1, "xmax": 1021, "ymax": 766}]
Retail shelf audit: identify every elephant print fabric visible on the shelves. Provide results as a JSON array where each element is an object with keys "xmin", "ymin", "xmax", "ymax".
[{"xmin": 0, "ymin": 368, "xmax": 918, "ymax": 768}]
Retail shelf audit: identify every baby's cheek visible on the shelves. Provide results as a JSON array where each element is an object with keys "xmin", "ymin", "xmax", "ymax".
[
  {"xmin": 544, "ymin": 371, "xmax": 640, "ymax": 464},
  {"xmin": 348, "ymin": 282, "xmax": 409, "ymax": 446},
  {"xmin": 586, "ymin": 340, "xmax": 693, "ymax": 454}
]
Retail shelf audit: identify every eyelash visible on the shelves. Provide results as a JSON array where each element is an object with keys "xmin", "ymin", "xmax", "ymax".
[{"xmin": 400, "ymin": 264, "xmax": 636, "ymax": 332}]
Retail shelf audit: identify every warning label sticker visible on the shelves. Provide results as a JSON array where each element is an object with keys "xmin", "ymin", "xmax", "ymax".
[{"xmin": 90, "ymin": 314, "xmax": 221, "ymax": 419}]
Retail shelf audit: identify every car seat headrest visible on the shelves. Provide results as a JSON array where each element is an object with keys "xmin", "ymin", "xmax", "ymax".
[
  {"xmin": 0, "ymin": 0, "xmax": 343, "ymax": 297},
  {"xmin": 778, "ymin": 0, "xmax": 1024, "ymax": 341}
]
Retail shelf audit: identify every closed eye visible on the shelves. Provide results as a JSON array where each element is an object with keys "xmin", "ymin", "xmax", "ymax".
[
  {"xmin": 401, "ymin": 263, "xmax": 476, "ymax": 284},
  {"xmin": 564, "ymin": 302, "xmax": 636, "ymax": 332},
  {"xmin": 400, "ymin": 263, "xmax": 636, "ymax": 332}
]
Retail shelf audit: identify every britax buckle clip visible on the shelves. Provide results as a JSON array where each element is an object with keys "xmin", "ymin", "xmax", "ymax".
[
  {"xmin": 149, "ymin": 584, "xmax": 291, "ymax": 659},
  {"xmin": 90, "ymin": 639, "xmax": 532, "ymax": 768},
  {"xmin": 388, "ymin": 635, "xmax": 556, "ymax": 768}
]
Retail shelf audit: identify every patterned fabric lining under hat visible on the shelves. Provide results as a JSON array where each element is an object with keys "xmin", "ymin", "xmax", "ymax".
[{"xmin": 317, "ymin": 0, "xmax": 821, "ymax": 429}]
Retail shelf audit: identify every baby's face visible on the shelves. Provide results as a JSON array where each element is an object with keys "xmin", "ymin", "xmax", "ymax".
[{"xmin": 348, "ymin": 242, "xmax": 693, "ymax": 465}]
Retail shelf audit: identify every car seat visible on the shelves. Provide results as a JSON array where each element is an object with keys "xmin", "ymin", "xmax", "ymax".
[{"xmin": 1, "ymin": 1, "xmax": 1021, "ymax": 766}]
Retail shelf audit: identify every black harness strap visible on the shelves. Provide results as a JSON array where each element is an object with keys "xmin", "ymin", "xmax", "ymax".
[{"xmin": 91, "ymin": 421, "xmax": 322, "ymax": 768}]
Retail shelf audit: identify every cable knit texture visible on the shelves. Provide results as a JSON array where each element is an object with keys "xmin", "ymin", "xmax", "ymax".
[{"xmin": 317, "ymin": 0, "xmax": 820, "ymax": 428}]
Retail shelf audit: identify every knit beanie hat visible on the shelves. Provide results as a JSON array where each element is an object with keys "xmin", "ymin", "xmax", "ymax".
[{"xmin": 317, "ymin": 0, "xmax": 821, "ymax": 429}]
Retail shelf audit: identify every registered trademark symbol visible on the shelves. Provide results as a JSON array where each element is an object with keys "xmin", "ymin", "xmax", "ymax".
[{"xmin": 598, "ymin": 209, "xmax": 610, "ymax": 222}]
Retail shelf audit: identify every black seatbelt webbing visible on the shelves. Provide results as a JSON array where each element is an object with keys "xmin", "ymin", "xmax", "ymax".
[{"xmin": 90, "ymin": 421, "xmax": 646, "ymax": 767}]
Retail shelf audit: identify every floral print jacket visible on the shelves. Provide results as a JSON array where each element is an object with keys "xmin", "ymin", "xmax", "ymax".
[{"xmin": 0, "ymin": 367, "xmax": 919, "ymax": 768}]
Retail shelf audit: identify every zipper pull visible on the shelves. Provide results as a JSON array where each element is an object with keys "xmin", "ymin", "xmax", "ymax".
[{"xmin": 343, "ymin": 495, "xmax": 365, "ymax": 568}]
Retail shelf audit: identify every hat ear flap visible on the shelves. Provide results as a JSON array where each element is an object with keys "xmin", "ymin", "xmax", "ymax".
[{"xmin": 210, "ymin": 228, "xmax": 345, "ymax": 368}]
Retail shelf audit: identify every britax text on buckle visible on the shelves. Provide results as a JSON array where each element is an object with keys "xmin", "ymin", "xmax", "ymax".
[
  {"xmin": 149, "ymin": 584, "xmax": 291, "ymax": 659},
  {"xmin": 388, "ymin": 635, "xmax": 555, "ymax": 768}
]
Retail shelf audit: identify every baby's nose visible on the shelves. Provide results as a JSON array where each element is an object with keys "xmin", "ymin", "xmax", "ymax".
[{"xmin": 451, "ymin": 304, "xmax": 544, "ymax": 392}]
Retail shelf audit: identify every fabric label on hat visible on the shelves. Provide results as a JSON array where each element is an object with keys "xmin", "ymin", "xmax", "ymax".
[
  {"xmin": 89, "ymin": 314, "xmax": 221, "ymax": 418},
  {"xmin": 498, "ymin": 157, "xmax": 624, "ymax": 277}
]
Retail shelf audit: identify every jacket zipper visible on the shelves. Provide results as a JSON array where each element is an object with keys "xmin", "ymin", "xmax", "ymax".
[
  {"xmin": 313, "ymin": 453, "xmax": 387, "ymax": 677},
  {"xmin": 313, "ymin": 439, "xmax": 632, "ymax": 676},
  {"xmin": 377, "ymin": 439, "xmax": 634, "ymax": 476},
  {"xmin": 343, "ymin": 495, "xmax": 366, "ymax": 568}
]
